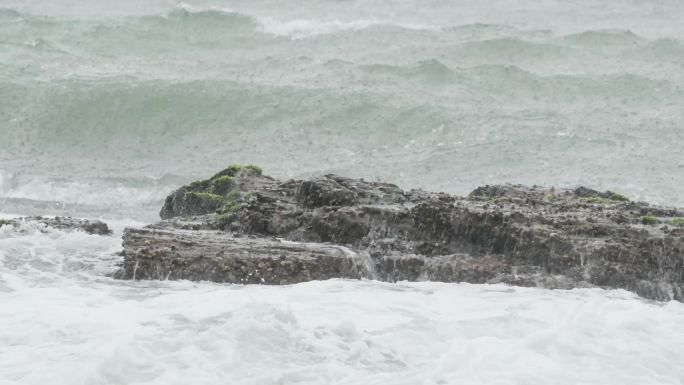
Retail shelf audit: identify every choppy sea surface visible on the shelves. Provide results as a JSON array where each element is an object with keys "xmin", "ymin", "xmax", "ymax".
[{"xmin": 1, "ymin": 1, "xmax": 684, "ymax": 383}]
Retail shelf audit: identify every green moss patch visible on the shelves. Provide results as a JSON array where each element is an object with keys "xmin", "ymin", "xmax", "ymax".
[
  {"xmin": 226, "ymin": 163, "xmax": 263, "ymax": 175},
  {"xmin": 640, "ymin": 216, "xmax": 660, "ymax": 225},
  {"xmin": 217, "ymin": 191, "xmax": 247, "ymax": 214},
  {"xmin": 185, "ymin": 192, "xmax": 224, "ymax": 202},
  {"xmin": 468, "ymin": 194, "xmax": 498, "ymax": 204},
  {"xmin": 668, "ymin": 217, "xmax": 684, "ymax": 227},
  {"xmin": 189, "ymin": 179, "xmax": 211, "ymax": 191},
  {"xmin": 582, "ymin": 196, "xmax": 626, "ymax": 205},
  {"xmin": 579, "ymin": 190, "xmax": 630, "ymax": 205},
  {"xmin": 206, "ymin": 163, "xmax": 264, "ymax": 182},
  {"xmin": 210, "ymin": 175, "xmax": 234, "ymax": 194},
  {"xmin": 243, "ymin": 164, "xmax": 263, "ymax": 174},
  {"xmin": 227, "ymin": 164, "xmax": 243, "ymax": 175},
  {"xmin": 0, "ymin": 219, "xmax": 10, "ymax": 227},
  {"xmin": 225, "ymin": 191, "xmax": 242, "ymax": 202},
  {"xmin": 217, "ymin": 201, "xmax": 245, "ymax": 216},
  {"xmin": 605, "ymin": 191, "xmax": 630, "ymax": 202},
  {"xmin": 216, "ymin": 198, "xmax": 248, "ymax": 228}
]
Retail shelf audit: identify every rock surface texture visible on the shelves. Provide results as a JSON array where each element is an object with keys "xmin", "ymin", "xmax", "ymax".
[
  {"xmin": 0, "ymin": 216, "xmax": 112, "ymax": 235},
  {"xmin": 117, "ymin": 165, "xmax": 684, "ymax": 301}
]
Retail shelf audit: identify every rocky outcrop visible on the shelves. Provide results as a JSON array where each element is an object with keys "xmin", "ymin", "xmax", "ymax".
[
  {"xmin": 114, "ymin": 227, "xmax": 371, "ymax": 284},
  {"xmin": 0, "ymin": 216, "xmax": 112, "ymax": 235},
  {"xmin": 117, "ymin": 165, "xmax": 684, "ymax": 301}
]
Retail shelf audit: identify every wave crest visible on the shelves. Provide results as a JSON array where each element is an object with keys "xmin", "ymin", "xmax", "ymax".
[
  {"xmin": 562, "ymin": 29, "xmax": 642, "ymax": 46},
  {"xmin": 0, "ymin": 8, "xmax": 23, "ymax": 22}
]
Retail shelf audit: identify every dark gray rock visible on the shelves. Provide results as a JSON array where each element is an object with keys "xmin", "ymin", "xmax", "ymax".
[
  {"xmin": 0, "ymin": 216, "xmax": 112, "ymax": 235},
  {"xmin": 115, "ymin": 226, "xmax": 372, "ymax": 284},
  {"xmin": 118, "ymin": 165, "xmax": 684, "ymax": 301}
]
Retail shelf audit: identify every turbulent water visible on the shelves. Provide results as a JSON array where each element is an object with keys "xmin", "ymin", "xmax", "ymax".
[{"xmin": 1, "ymin": 1, "xmax": 684, "ymax": 384}]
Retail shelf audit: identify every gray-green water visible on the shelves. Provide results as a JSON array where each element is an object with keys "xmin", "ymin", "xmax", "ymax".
[{"xmin": 2, "ymin": 0, "xmax": 683, "ymax": 221}]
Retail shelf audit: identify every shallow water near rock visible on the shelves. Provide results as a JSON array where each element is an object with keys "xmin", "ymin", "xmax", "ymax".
[
  {"xmin": 2, "ymin": 220, "xmax": 684, "ymax": 385},
  {"xmin": 2, "ymin": 0, "xmax": 684, "ymax": 383}
]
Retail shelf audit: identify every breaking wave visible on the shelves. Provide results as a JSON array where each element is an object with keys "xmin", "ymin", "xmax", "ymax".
[
  {"xmin": 2, "ymin": 5, "xmax": 677, "ymax": 46},
  {"xmin": 561, "ymin": 29, "xmax": 643, "ymax": 46},
  {"xmin": 0, "ymin": 7, "xmax": 23, "ymax": 22}
]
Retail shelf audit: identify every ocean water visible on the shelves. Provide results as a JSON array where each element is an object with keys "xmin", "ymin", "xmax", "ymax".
[{"xmin": 1, "ymin": 0, "xmax": 684, "ymax": 383}]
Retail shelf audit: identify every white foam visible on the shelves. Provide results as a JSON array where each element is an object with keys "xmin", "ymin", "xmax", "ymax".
[
  {"xmin": 165, "ymin": 3, "xmax": 437, "ymax": 39},
  {"xmin": 0, "ymin": 226, "xmax": 683, "ymax": 384},
  {"xmin": 257, "ymin": 17, "xmax": 382, "ymax": 39},
  {"xmin": 167, "ymin": 3, "xmax": 405, "ymax": 39},
  {"xmin": 175, "ymin": 2, "xmax": 194, "ymax": 12},
  {"xmin": 256, "ymin": 17, "xmax": 438, "ymax": 39},
  {"xmin": 0, "ymin": 171, "xmax": 170, "ymax": 207}
]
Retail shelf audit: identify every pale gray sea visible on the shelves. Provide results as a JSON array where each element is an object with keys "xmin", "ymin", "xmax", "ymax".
[{"xmin": 1, "ymin": 1, "xmax": 683, "ymax": 384}]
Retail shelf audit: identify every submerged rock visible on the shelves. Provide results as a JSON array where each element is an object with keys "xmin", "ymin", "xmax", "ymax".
[
  {"xmin": 118, "ymin": 164, "xmax": 684, "ymax": 302},
  {"xmin": 0, "ymin": 216, "xmax": 112, "ymax": 235}
]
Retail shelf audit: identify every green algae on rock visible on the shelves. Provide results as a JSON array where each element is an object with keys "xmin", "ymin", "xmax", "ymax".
[
  {"xmin": 159, "ymin": 164, "xmax": 264, "ymax": 219},
  {"xmin": 125, "ymin": 169, "xmax": 684, "ymax": 302},
  {"xmin": 574, "ymin": 186, "xmax": 631, "ymax": 205},
  {"xmin": 210, "ymin": 175, "xmax": 234, "ymax": 195},
  {"xmin": 641, "ymin": 216, "xmax": 660, "ymax": 225}
]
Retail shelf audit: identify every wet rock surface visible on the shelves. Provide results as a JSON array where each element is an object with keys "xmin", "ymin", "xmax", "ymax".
[
  {"xmin": 118, "ymin": 165, "xmax": 684, "ymax": 301},
  {"xmin": 115, "ymin": 227, "xmax": 370, "ymax": 284},
  {"xmin": 0, "ymin": 216, "xmax": 112, "ymax": 235}
]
